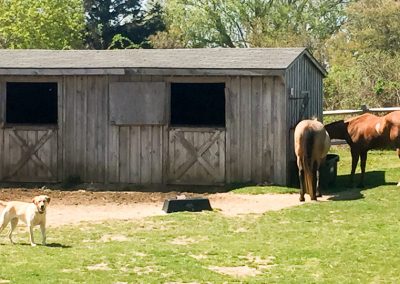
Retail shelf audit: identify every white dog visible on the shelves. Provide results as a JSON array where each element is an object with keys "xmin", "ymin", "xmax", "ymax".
[{"xmin": 0, "ymin": 195, "xmax": 50, "ymax": 246}]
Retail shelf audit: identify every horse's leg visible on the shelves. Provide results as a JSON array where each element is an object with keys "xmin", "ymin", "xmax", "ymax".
[
  {"xmin": 299, "ymin": 168, "xmax": 305, "ymax": 202},
  {"xmin": 359, "ymin": 151, "xmax": 367, "ymax": 188},
  {"xmin": 350, "ymin": 148, "xmax": 360, "ymax": 187},
  {"xmin": 316, "ymin": 168, "xmax": 322, "ymax": 198},
  {"xmin": 297, "ymin": 156, "xmax": 306, "ymax": 202},
  {"xmin": 397, "ymin": 148, "xmax": 400, "ymax": 186},
  {"xmin": 311, "ymin": 161, "xmax": 318, "ymax": 201},
  {"xmin": 396, "ymin": 149, "xmax": 400, "ymax": 186}
]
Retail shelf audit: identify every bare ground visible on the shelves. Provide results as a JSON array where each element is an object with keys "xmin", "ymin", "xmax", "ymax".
[{"xmin": 0, "ymin": 187, "xmax": 331, "ymax": 227}]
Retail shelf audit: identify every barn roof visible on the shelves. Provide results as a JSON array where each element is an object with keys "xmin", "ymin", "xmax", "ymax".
[{"xmin": 0, "ymin": 48, "xmax": 326, "ymax": 76}]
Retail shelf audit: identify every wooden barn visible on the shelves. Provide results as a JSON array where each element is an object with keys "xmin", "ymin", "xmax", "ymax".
[{"xmin": 0, "ymin": 48, "xmax": 326, "ymax": 186}]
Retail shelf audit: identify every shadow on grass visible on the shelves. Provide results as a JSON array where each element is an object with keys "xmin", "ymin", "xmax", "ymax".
[
  {"xmin": 0, "ymin": 242, "xmax": 71, "ymax": 248},
  {"xmin": 325, "ymin": 171, "xmax": 395, "ymax": 201},
  {"xmin": 46, "ymin": 243, "xmax": 72, "ymax": 248}
]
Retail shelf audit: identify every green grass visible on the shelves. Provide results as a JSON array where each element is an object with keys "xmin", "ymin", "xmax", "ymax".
[{"xmin": 1, "ymin": 147, "xmax": 400, "ymax": 283}]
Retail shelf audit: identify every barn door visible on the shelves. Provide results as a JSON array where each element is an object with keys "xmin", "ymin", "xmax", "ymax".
[
  {"xmin": 2, "ymin": 129, "xmax": 58, "ymax": 182},
  {"xmin": 168, "ymin": 128, "xmax": 225, "ymax": 185}
]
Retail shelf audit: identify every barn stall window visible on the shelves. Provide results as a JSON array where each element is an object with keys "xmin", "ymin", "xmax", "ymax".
[
  {"xmin": 109, "ymin": 82, "xmax": 167, "ymax": 125},
  {"xmin": 6, "ymin": 82, "xmax": 58, "ymax": 125},
  {"xmin": 170, "ymin": 83, "xmax": 225, "ymax": 127}
]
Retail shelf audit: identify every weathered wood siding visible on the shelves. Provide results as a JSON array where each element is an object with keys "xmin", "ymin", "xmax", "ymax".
[
  {"xmin": 285, "ymin": 54, "xmax": 325, "ymax": 183},
  {"xmin": 0, "ymin": 77, "xmax": 61, "ymax": 182},
  {"xmin": 108, "ymin": 125, "xmax": 164, "ymax": 184},
  {"xmin": 0, "ymin": 129, "xmax": 58, "ymax": 182},
  {"xmin": 167, "ymin": 128, "xmax": 225, "ymax": 185},
  {"xmin": 286, "ymin": 55, "xmax": 324, "ymax": 129},
  {"xmin": 0, "ymin": 74, "xmax": 291, "ymax": 186},
  {"xmin": 225, "ymin": 76, "xmax": 287, "ymax": 185},
  {"xmin": 62, "ymin": 76, "xmax": 108, "ymax": 182},
  {"xmin": 62, "ymin": 75, "xmax": 165, "ymax": 184}
]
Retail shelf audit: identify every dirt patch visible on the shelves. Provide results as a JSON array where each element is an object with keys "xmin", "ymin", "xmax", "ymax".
[
  {"xmin": 208, "ymin": 265, "xmax": 261, "ymax": 277},
  {"xmin": 0, "ymin": 187, "xmax": 331, "ymax": 227}
]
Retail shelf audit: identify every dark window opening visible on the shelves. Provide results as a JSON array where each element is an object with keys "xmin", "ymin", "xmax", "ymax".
[
  {"xmin": 171, "ymin": 83, "xmax": 225, "ymax": 127},
  {"xmin": 6, "ymin": 82, "xmax": 58, "ymax": 124}
]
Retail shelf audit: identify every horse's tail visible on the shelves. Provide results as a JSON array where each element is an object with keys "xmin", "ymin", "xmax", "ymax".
[{"xmin": 302, "ymin": 128, "xmax": 316, "ymax": 199}]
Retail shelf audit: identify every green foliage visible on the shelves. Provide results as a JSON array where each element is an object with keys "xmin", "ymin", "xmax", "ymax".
[
  {"xmin": 325, "ymin": 0, "xmax": 400, "ymax": 109},
  {"xmin": 108, "ymin": 34, "xmax": 140, "ymax": 49},
  {"xmin": 0, "ymin": 0, "xmax": 85, "ymax": 49},
  {"xmin": 151, "ymin": 0, "xmax": 348, "ymax": 60},
  {"xmin": 84, "ymin": 0, "xmax": 165, "ymax": 49}
]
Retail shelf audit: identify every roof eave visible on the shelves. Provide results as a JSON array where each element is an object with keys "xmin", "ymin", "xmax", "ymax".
[
  {"xmin": 287, "ymin": 48, "xmax": 327, "ymax": 77},
  {"xmin": 0, "ymin": 67, "xmax": 287, "ymax": 77}
]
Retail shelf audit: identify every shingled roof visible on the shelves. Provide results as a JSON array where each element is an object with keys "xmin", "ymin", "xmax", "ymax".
[{"xmin": 0, "ymin": 48, "xmax": 326, "ymax": 76}]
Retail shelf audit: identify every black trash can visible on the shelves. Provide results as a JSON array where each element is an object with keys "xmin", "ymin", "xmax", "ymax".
[
  {"xmin": 320, "ymin": 154, "xmax": 340, "ymax": 187},
  {"xmin": 290, "ymin": 154, "xmax": 340, "ymax": 188}
]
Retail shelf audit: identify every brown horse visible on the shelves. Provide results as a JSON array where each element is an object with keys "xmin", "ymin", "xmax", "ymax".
[
  {"xmin": 325, "ymin": 111, "xmax": 400, "ymax": 187},
  {"xmin": 294, "ymin": 119, "xmax": 331, "ymax": 201}
]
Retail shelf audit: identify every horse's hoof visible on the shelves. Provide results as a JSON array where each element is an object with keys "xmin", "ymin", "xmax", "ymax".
[{"xmin": 299, "ymin": 197, "xmax": 305, "ymax": 202}]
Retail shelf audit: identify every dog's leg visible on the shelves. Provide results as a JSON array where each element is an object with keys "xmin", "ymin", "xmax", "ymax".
[
  {"xmin": 40, "ymin": 223, "xmax": 46, "ymax": 246},
  {"xmin": 28, "ymin": 225, "xmax": 36, "ymax": 247},
  {"xmin": 0, "ymin": 211, "xmax": 10, "ymax": 235},
  {"xmin": 8, "ymin": 218, "xmax": 18, "ymax": 244}
]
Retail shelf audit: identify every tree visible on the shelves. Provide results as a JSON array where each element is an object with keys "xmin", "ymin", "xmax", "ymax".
[
  {"xmin": 84, "ymin": 0, "xmax": 165, "ymax": 49},
  {"xmin": 325, "ymin": 0, "xmax": 400, "ymax": 108},
  {"xmin": 0, "ymin": 0, "xmax": 85, "ymax": 49},
  {"xmin": 150, "ymin": 0, "xmax": 349, "ymax": 62}
]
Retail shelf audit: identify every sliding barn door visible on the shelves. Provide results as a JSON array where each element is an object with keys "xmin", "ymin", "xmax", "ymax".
[
  {"xmin": 168, "ymin": 128, "xmax": 225, "ymax": 185},
  {"xmin": 1, "ymin": 128, "xmax": 58, "ymax": 182}
]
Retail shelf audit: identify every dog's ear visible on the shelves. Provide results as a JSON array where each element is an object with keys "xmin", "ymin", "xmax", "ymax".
[
  {"xmin": 46, "ymin": 196, "xmax": 51, "ymax": 204},
  {"xmin": 32, "ymin": 197, "xmax": 38, "ymax": 204}
]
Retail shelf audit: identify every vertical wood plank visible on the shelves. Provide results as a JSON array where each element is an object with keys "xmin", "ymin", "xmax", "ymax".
[
  {"xmin": 262, "ymin": 77, "xmax": 273, "ymax": 182},
  {"xmin": 86, "ymin": 76, "xmax": 96, "ymax": 182},
  {"xmin": 3, "ymin": 130, "xmax": 10, "ymax": 179},
  {"xmin": 224, "ymin": 79, "xmax": 231, "ymax": 183},
  {"xmin": 140, "ymin": 126, "xmax": 152, "ymax": 183},
  {"xmin": 63, "ymin": 76, "xmax": 76, "ymax": 180},
  {"xmin": 251, "ymin": 77, "xmax": 263, "ymax": 182},
  {"xmin": 96, "ymin": 75, "xmax": 107, "ymax": 182},
  {"xmin": 27, "ymin": 131, "xmax": 37, "ymax": 178},
  {"xmin": 274, "ymin": 76, "xmax": 287, "ymax": 184},
  {"xmin": 104, "ymin": 75, "xmax": 110, "ymax": 183},
  {"xmin": 0, "ymin": 127, "xmax": 3, "ymax": 179},
  {"xmin": 57, "ymin": 77, "xmax": 64, "ymax": 181},
  {"xmin": 226, "ymin": 77, "xmax": 240, "ymax": 183},
  {"xmin": 240, "ymin": 77, "xmax": 252, "ymax": 182},
  {"xmin": 151, "ymin": 126, "xmax": 162, "ymax": 183},
  {"xmin": 119, "ymin": 126, "xmax": 130, "ymax": 183},
  {"xmin": 75, "ymin": 76, "xmax": 84, "ymax": 178},
  {"xmin": 129, "ymin": 126, "xmax": 140, "ymax": 183},
  {"xmin": 108, "ymin": 125, "xmax": 119, "ymax": 183}
]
